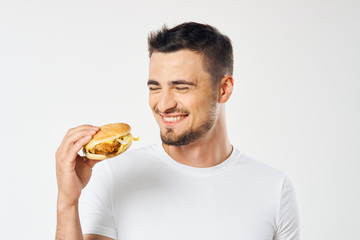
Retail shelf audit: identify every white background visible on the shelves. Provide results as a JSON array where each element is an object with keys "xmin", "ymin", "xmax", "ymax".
[{"xmin": 0, "ymin": 0, "xmax": 359, "ymax": 239}]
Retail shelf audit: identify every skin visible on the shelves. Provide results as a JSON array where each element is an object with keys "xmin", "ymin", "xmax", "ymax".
[
  {"xmin": 148, "ymin": 50, "xmax": 234, "ymax": 167},
  {"xmin": 55, "ymin": 49, "xmax": 234, "ymax": 239},
  {"xmin": 55, "ymin": 125, "xmax": 112, "ymax": 240}
]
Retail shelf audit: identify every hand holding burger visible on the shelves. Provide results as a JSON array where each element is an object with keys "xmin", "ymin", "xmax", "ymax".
[
  {"xmin": 55, "ymin": 123, "xmax": 138, "ymax": 238},
  {"xmin": 83, "ymin": 122, "xmax": 139, "ymax": 160}
]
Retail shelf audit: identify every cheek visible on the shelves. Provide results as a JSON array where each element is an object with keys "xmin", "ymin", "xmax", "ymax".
[
  {"xmin": 186, "ymin": 98, "xmax": 207, "ymax": 118},
  {"xmin": 148, "ymin": 95, "xmax": 156, "ymax": 110},
  {"xmin": 195, "ymin": 98, "xmax": 215, "ymax": 116}
]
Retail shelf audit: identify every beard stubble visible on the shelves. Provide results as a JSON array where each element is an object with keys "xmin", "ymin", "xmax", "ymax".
[{"xmin": 160, "ymin": 95, "xmax": 218, "ymax": 146}]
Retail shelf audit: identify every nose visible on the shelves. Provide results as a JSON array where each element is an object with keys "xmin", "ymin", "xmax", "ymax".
[{"xmin": 157, "ymin": 90, "xmax": 177, "ymax": 113}]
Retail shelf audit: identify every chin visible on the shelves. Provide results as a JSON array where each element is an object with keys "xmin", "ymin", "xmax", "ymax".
[{"xmin": 160, "ymin": 128, "xmax": 204, "ymax": 146}]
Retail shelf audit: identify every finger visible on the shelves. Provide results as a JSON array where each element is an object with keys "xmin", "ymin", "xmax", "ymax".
[
  {"xmin": 74, "ymin": 155, "xmax": 93, "ymax": 188},
  {"xmin": 58, "ymin": 127, "xmax": 99, "ymax": 168},
  {"xmin": 82, "ymin": 156, "xmax": 101, "ymax": 169},
  {"xmin": 66, "ymin": 125, "xmax": 99, "ymax": 139},
  {"xmin": 66, "ymin": 134, "xmax": 94, "ymax": 161},
  {"xmin": 62, "ymin": 128, "xmax": 98, "ymax": 154},
  {"xmin": 57, "ymin": 125, "xmax": 99, "ymax": 167},
  {"xmin": 66, "ymin": 125, "xmax": 99, "ymax": 136},
  {"xmin": 60, "ymin": 125, "xmax": 99, "ymax": 147}
]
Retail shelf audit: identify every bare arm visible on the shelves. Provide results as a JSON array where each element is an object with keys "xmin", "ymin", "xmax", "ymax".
[
  {"xmin": 56, "ymin": 200, "xmax": 113, "ymax": 240},
  {"xmin": 56, "ymin": 200, "xmax": 82, "ymax": 239},
  {"xmin": 55, "ymin": 125, "xmax": 113, "ymax": 240}
]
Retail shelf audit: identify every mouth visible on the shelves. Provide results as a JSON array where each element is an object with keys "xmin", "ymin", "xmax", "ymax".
[{"xmin": 160, "ymin": 114, "xmax": 188, "ymax": 127}]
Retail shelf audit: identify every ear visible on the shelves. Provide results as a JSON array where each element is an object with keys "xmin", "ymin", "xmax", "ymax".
[{"xmin": 218, "ymin": 75, "xmax": 234, "ymax": 103}]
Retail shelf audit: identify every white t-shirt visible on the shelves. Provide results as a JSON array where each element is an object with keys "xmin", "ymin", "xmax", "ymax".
[{"xmin": 79, "ymin": 144, "xmax": 300, "ymax": 240}]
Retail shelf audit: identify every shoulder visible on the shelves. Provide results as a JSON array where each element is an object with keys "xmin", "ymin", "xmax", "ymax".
[
  {"xmin": 233, "ymin": 149, "xmax": 288, "ymax": 188},
  {"xmin": 232, "ymin": 149, "xmax": 299, "ymax": 213}
]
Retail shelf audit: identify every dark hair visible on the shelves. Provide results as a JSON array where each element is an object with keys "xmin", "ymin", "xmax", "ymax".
[{"xmin": 148, "ymin": 22, "xmax": 233, "ymax": 87}]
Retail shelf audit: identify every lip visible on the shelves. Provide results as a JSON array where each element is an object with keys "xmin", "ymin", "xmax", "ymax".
[{"xmin": 160, "ymin": 114, "xmax": 188, "ymax": 127}]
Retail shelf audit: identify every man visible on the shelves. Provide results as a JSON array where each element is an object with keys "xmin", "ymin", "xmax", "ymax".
[{"xmin": 56, "ymin": 22, "xmax": 300, "ymax": 240}]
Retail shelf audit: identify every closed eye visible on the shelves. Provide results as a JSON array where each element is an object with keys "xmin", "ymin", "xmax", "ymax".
[
  {"xmin": 149, "ymin": 87, "xmax": 161, "ymax": 91},
  {"xmin": 176, "ymin": 87, "xmax": 189, "ymax": 90},
  {"xmin": 147, "ymin": 80, "xmax": 161, "ymax": 91}
]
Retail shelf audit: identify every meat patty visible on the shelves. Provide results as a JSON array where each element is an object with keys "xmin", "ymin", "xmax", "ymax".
[{"xmin": 92, "ymin": 141, "xmax": 121, "ymax": 155}]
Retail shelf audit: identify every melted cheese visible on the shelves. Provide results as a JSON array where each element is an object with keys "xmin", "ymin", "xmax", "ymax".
[
  {"xmin": 116, "ymin": 134, "xmax": 132, "ymax": 145},
  {"xmin": 133, "ymin": 136, "xmax": 140, "ymax": 141}
]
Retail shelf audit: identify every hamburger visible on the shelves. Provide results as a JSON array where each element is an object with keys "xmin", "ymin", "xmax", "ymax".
[{"xmin": 83, "ymin": 123, "xmax": 139, "ymax": 160}]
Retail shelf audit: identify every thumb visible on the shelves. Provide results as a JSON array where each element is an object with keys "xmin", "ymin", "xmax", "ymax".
[{"xmin": 80, "ymin": 155, "xmax": 102, "ymax": 168}]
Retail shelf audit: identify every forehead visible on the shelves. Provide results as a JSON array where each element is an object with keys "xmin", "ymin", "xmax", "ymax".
[{"xmin": 149, "ymin": 50, "xmax": 208, "ymax": 81}]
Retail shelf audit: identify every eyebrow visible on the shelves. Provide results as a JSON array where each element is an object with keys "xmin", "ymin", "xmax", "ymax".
[
  {"xmin": 147, "ymin": 79, "xmax": 196, "ymax": 87},
  {"xmin": 169, "ymin": 80, "xmax": 196, "ymax": 87},
  {"xmin": 147, "ymin": 80, "xmax": 160, "ymax": 86}
]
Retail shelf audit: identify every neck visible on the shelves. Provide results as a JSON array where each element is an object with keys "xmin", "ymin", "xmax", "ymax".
[{"xmin": 162, "ymin": 106, "xmax": 232, "ymax": 168}]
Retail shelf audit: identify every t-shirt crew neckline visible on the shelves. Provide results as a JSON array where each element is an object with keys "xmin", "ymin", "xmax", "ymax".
[{"xmin": 157, "ymin": 143, "xmax": 241, "ymax": 176}]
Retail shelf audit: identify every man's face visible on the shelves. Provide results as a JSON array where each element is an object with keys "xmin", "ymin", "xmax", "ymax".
[{"xmin": 148, "ymin": 50, "xmax": 219, "ymax": 146}]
